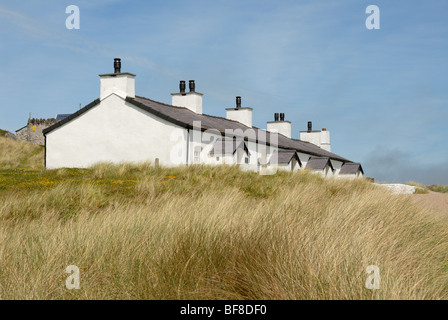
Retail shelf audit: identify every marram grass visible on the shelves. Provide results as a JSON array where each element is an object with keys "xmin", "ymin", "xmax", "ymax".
[
  {"xmin": 1, "ymin": 137, "xmax": 448, "ymax": 299},
  {"xmin": 0, "ymin": 136, "xmax": 44, "ymax": 169}
]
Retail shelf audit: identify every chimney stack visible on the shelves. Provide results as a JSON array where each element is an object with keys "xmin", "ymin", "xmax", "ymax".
[
  {"xmin": 300, "ymin": 122, "xmax": 331, "ymax": 152},
  {"xmin": 99, "ymin": 58, "xmax": 136, "ymax": 100},
  {"xmin": 267, "ymin": 112, "xmax": 291, "ymax": 138},
  {"xmin": 172, "ymin": 80, "xmax": 203, "ymax": 114},
  {"xmin": 225, "ymin": 96, "xmax": 253, "ymax": 127}
]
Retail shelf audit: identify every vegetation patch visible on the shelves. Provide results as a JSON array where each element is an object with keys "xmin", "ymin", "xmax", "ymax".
[
  {"xmin": 407, "ymin": 181, "xmax": 429, "ymax": 194},
  {"xmin": 428, "ymin": 185, "xmax": 448, "ymax": 194},
  {"xmin": 1, "ymin": 135, "xmax": 448, "ymax": 299}
]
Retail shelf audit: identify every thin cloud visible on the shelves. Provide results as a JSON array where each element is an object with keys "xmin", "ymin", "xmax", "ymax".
[
  {"xmin": 0, "ymin": 6, "xmax": 51, "ymax": 38},
  {"xmin": 363, "ymin": 146, "xmax": 448, "ymax": 185}
]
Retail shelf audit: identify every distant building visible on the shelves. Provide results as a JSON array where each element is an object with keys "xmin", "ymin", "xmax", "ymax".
[{"xmin": 16, "ymin": 115, "xmax": 71, "ymax": 145}]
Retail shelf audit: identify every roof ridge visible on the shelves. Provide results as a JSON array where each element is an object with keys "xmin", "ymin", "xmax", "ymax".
[
  {"xmin": 135, "ymin": 96, "xmax": 301, "ymax": 139},
  {"xmin": 132, "ymin": 95, "xmax": 350, "ymax": 162},
  {"xmin": 135, "ymin": 95, "xmax": 189, "ymax": 111},
  {"xmin": 135, "ymin": 95, "xmax": 255, "ymax": 128}
]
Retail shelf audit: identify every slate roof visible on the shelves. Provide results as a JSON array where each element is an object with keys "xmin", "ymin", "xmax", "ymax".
[
  {"xmin": 56, "ymin": 114, "xmax": 72, "ymax": 121},
  {"xmin": 43, "ymin": 95, "xmax": 352, "ymax": 163},
  {"xmin": 340, "ymin": 163, "xmax": 364, "ymax": 175},
  {"xmin": 209, "ymin": 139, "xmax": 249, "ymax": 156},
  {"xmin": 305, "ymin": 157, "xmax": 334, "ymax": 171},
  {"xmin": 270, "ymin": 150, "xmax": 301, "ymax": 165}
]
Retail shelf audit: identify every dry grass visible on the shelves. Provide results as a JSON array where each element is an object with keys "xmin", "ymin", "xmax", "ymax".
[
  {"xmin": 0, "ymin": 136, "xmax": 44, "ymax": 169},
  {"xmin": 428, "ymin": 185, "xmax": 448, "ymax": 194},
  {"xmin": 407, "ymin": 181, "xmax": 429, "ymax": 194},
  {"xmin": 1, "ymin": 137, "xmax": 448, "ymax": 299}
]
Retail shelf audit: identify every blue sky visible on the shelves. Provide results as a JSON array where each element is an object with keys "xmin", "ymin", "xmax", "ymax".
[{"xmin": 0, "ymin": 0, "xmax": 447, "ymax": 184}]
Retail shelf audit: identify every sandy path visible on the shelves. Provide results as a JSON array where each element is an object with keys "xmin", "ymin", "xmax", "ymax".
[{"xmin": 411, "ymin": 191, "xmax": 448, "ymax": 217}]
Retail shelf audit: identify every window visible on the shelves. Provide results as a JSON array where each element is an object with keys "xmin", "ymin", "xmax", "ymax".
[
  {"xmin": 194, "ymin": 146, "xmax": 201, "ymax": 163},
  {"xmin": 245, "ymin": 157, "xmax": 249, "ymax": 164},
  {"xmin": 216, "ymin": 157, "xmax": 220, "ymax": 161}
]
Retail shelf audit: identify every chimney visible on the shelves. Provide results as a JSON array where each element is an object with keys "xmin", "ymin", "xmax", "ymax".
[
  {"xmin": 171, "ymin": 80, "xmax": 203, "ymax": 114},
  {"xmin": 300, "ymin": 122, "xmax": 331, "ymax": 152},
  {"xmin": 267, "ymin": 112, "xmax": 291, "ymax": 138},
  {"xmin": 226, "ymin": 96, "xmax": 253, "ymax": 127},
  {"xmin": 99, "ymin": 58, "xmax": 136, "ymax": 100},
  {"xmin": 180, "ymin": 80, "xmax": 186, "ymax": 93},
  {"xmin": 114, "ymin": 58, "xmax": 121, "ymax": 73},
  {"xmin": 320, "ymin": 128, "xmax": 331, "ymax": 152},
  {"xmin": 236, "ymin": 96, "xmax": 242, "ymax": 109}
]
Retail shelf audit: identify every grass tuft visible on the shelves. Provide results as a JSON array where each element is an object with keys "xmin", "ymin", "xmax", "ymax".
[
  {"xmin": 428, "ymin": 185, "xmax": 448, "ymax": 194},
  {"xmin": 0, "ymin": 136, "xmax": 44, "ymax": 169}
]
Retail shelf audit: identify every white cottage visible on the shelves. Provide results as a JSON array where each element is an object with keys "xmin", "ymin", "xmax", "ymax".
[{"xmin": 43, "ymin": 59, "xmax": 363, "ymax": 177}]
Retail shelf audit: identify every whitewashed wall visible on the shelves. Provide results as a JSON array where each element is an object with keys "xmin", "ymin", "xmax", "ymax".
[
  {"xmin": 46, "ymin": 93, "xmax": 348, "ymax": 175},
  {"xmin": 46, "ymin": 94, "xmax": 188, "ymax": 169},
  {"xmin": 297, "ymin": 152, "xmax": 311, "ymax": 169},
  {"xmin": 330, "ymin": 160, "xmax": 343, "ymax": 175}
]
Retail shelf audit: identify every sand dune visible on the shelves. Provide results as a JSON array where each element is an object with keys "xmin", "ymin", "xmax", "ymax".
[{"xmin": 412, "ymin": 191, "xmax": 448, "ymax": 217}]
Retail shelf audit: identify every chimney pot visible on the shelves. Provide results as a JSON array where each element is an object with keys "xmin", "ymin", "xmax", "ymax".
[
  {"xmin": 114, "ymin": 58, "xmax": 121, "ymax": 73},
  {"xmin": 322, "ymin": 128, "xmax": 326, "ymax": 131},
  {"xmin": 236, "ymin": 96, "xmax": 242, "ymax": 109},
  {"xmin": 179, "ymin": 81, "xmax": 186, "ymax": 93},
  {"xmin": 308, "ymin": 121, "xmax": 312, "ymax": 132},
  {"xmin": 274, "ymin": 113, "xmax": 279, "ymax": 121},
  {"xmin": 189, "ymin": 80, "xmax": 195, "ymax": 92},
  {"xmin": 280, "ymin": 113, "xmax": 285, "ymax": 121}
]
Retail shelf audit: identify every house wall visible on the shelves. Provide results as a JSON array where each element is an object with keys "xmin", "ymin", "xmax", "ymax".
[
  {"xmin": 45, "ymin": 93, "xmax": 350, "ymax": 175},
  {"xmin": 325, "ymin": 164, "xmax": 334, "ymax": 177},
  {"xmin": 297, "ymin": 152, "xmax": 311, "ymax": 168},
  {"xmin": 276, "ymin": 163, "xmax": 291, "ymax": 171},
  {"xmin": 291, "ymin": 158, "xmax": 300, "ymax": 171},
  {"xmin": 17, "ymin": 119, "xmax": 57, "ymax": 145},
  {"xmin": 46, "ymin": 94, "xmax": 187, "ymax": 169},
  {"xmin": 330, "ymin": 160, "xmax": 343, "ymax": 175},
  {"xmin": 190, "ymin": 129, "xmax": 262, "ymax": 172},
  {"xmin": 338, "ymin": 170, "xmax": 364, "ymax": 179}
]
